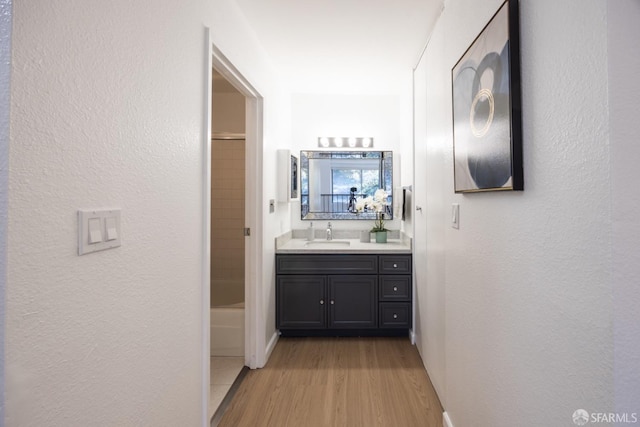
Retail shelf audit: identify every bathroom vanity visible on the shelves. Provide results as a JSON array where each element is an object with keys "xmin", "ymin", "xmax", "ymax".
[{"xmin": 275, "ymin": 237, "xmax": 412, "ymax": 337}]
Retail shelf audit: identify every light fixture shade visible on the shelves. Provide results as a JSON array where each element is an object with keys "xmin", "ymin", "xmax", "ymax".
[{"xmin": 317, "ymin": 137, "xmax": 374, "ymax": 148}]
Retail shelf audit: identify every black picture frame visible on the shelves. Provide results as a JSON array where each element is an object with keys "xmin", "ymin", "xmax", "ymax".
[
  {"xmin": 290, "ymin": 154, "xmax": 298, "ymax": 199},
  {"xmin": 451, "ymin": 0, "xmax": 523, "ymax": 193}
]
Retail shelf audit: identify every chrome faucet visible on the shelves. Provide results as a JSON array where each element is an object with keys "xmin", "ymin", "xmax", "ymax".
[{"xmin": 326, "ymin": 222, "xmax": 332, "ymax": 241}]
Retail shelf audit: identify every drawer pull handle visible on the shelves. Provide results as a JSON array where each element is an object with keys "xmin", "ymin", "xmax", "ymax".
[
  {"xmin": 330, "ymin": 300, "xmax": 335, "ymax": 305},
  {"xmin": 393, "ymin": 263, "xmax": 398, "ymax": 268},
  {"xmin": 320, "ymin": 299, "xmax": 324, "ymax": 305},
  {"xmin": 393, "ymin": 286, "xmax": 398, "ymax": 291},
  {"xmin": 393, "ymin": 313, "xmax": 398, "ymax": 319}
]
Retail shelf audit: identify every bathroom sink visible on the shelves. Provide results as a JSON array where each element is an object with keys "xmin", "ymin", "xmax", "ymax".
[{"xmin": 304, "ymin": 240, "xmax": 351, "ymax": 248}]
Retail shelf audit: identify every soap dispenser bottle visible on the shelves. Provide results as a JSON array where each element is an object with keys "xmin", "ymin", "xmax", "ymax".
[{"xmin": 307, "ymin": 222, "xmax": 314, "ymax": 241}]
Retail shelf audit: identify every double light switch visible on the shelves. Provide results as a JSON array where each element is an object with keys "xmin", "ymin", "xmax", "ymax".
[{"xmin": 78, "ymin": 209, "xmax": 121, "ymax": 255}]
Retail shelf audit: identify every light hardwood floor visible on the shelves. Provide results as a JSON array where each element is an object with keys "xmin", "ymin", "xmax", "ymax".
[{"xmin": 218, "ymin": 337, "xmax": 443, "ymax": 427}]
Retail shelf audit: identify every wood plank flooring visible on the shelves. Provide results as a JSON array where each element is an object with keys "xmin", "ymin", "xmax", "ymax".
[{"xmin": 218, "ymin": 337, "xmax": 443, "ymax": 427}]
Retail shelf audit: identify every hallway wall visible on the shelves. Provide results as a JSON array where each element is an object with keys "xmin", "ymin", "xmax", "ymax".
[
  {"xmin": 5, "ymin": 0, "xmax": 290, "ymax": 425},
  {"xmin": 415, "ymin": 0, "xmax": 621, "ymax": 425},
  {"xmin": 8, "ymin": 4, "xmax": 209, "ymax": 423},
  {"xmin": 608, "ymin": 0, "xmax": 640, "ymax": 414},
  {"xmin": 0, "ymin": 2, "xmax": 10, "ymax": 424}
]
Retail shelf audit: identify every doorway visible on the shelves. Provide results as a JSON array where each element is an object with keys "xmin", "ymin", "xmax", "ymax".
[
  {"xmin": 209, "ymin": 67, "xmax": 246, "ymax": 416},
  {"xmin": 210, "ymin": 69, "xmax": 246, "ymax": 353},
  {"xmin": 203, "ymin": 37, "xmax": 264, "ymax": 425}
]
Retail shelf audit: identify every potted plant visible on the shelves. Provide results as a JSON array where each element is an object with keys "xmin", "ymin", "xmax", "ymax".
[{"xmin": 355, "ymin": 188, "xmax": 390, "ymax": 243}]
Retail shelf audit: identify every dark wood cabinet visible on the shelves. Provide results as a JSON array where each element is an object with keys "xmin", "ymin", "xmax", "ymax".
[
  {"xmin": 276, "ymin": 253, "xmax": 412, "ymax": 336},
  {"xmin": 277, "ymin": 275, "xmax": 326, "ymax": 329},
  {"xmin": 328, "ymin": 275, "xmax": 377, "ymax": 329}
]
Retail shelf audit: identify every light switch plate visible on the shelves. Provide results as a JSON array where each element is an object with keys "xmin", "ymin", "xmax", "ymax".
[
  {"xmin": 452, "ymin": 203, "xmax": 460, "ymax": 229},
  {"xmin": 78, "ymin": 209, "xmax": 121, "ymax": 255}
]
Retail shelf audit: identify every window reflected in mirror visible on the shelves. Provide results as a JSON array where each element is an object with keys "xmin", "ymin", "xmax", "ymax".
[{"xmin": 300, "ymin": 151, "xmax": 393, "ymax": 220}]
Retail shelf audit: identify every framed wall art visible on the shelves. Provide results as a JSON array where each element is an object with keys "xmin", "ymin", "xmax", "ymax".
[
  {"xmin": 290, "ymin": 154, "xmax": 298, "ymax": 199},
  {"xmin": 277, "ymin": 149, "xmax": 299, "ymax": 202},
  {"xmin": 451, "ymin": 0, "xmax": 523, "ymax": 193}
]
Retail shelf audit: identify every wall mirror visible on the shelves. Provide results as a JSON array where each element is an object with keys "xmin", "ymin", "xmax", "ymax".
[{"xmin": 300, "ymin": 151, "xmax": 393, "ymax": 220}]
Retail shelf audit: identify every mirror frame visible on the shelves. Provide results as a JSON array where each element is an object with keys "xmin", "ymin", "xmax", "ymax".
[{"xmin": 300, "ymin": 150, "xmax": 393, "ymax": 221}]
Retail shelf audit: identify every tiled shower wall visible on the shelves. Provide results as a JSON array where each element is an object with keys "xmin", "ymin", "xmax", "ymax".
[{"xmin": 210, "ymin": 139, "xmax": 245, "ymax": 307}]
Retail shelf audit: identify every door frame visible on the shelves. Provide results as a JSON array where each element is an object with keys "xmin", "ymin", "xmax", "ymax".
[{"xmin": 202, "ymin": 29, "xmax": 264, "ymax": 425}]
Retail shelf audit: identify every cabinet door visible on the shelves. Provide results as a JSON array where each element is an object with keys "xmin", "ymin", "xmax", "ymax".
[
  {"xmin": 328, "ymin": 275, "xmax": 378, "ymax": 329},
  {"xmin": 277, "ymin": 275, "xmax": 326, "ymax": 329}
]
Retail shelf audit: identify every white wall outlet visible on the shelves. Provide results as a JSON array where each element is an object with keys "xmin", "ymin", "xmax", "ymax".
[
  {"xmin": 452, "ymin": 203, "xmax": 460, "ymax": 229},
  {"xmin": 78, "ymin": 209, "xmax": 121, "ymax": 255}
]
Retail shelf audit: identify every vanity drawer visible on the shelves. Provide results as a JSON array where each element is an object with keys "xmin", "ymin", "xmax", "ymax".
[
  {"xmin": 379, "ymin": 275, "xmax": 411, "ymax": 301},
  {"xmin": 276, "ymin": 254, "xmax": 378, "ymax": 275},
  {"xmin": 379, "ymin": 303, "xmax": 411, "ymax": 328},
  {"xmin": 378, "ymin": 255, "xmax": 412, "ymax": 274}
]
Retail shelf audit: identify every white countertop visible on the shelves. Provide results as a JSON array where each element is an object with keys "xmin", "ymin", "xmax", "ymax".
[{"xmin": 275, "ymin": 237, "xmax": 412, "ymax": 254}]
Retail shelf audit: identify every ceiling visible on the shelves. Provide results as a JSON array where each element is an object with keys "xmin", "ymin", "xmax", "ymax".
[{"xmin": 234, "ymin": 0, "xmax": 444, "ymax": 94}]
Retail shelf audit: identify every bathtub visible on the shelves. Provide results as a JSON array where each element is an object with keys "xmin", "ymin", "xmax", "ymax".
[{"xmin": 210, "ymin": 302, "xmax": 245, "ymax": 357}]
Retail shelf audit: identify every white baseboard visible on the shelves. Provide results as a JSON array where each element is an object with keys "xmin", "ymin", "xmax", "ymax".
[
  {"xmin": 409, "ymin": 329, "xmax": 416, "ymax": 345},
  {"xmin": 264, "ymin": 331, "xmax": 279, "ymax": 365},
  {"xmin": 443, "ymin": 411, "xmax": 454, "ymax": 427}
]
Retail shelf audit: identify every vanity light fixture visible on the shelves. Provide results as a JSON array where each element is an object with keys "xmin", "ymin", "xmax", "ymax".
[{"xmin": 317, "ymin": 137, "xmax": 374, "ymax": 148}]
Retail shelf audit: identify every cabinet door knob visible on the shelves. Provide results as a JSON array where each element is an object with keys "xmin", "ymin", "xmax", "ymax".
[
  {"xmin": 393, "ymin": 313, "xmax": 398, "ymax": 319},
  {"xmin": 330, "ymin": 300, "xmax": 335, "ymax": 305},
  {"xmin": 320, "ymin": 299, "xmax": 324, "ymax": 305},
  {"xmin": 393, "ymin": 263, "xmax": 398, "ymax": 268},
  {"xmin": 393, "ymin": 286, "xmax": 398, "ymax": 291}
]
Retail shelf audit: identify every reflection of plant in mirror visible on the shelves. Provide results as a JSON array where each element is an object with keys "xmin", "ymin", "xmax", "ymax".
[{"xmin": 355, "ymin": 189, "xmax": 390, "ymax": 232}]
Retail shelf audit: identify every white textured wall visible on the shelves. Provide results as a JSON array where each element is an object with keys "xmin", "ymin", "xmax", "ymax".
[
  {"xmin": 6, "ymin": 0, "xmax": 289, "ymax": 425},
  {"xmin": 608, "ymin": 0, "xmax": 640, "ymax": 415},
  {"xmin": 8, "ymin": 3, "xmax": 208, "ymax": 425},
  {"xmin": 416, "ymin": 0, "xmax": 615, "ymax": 425},
  {"xmin": 0, "ymin": 2, "xmax": 11, "ymax": 425}
]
